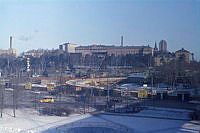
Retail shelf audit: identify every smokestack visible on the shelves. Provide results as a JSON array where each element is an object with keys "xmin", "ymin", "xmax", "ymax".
[
  {"xmin": 121, "ymin": 36, "xmax": 123, "ymax": 47},
  {"xmin": 10, "ymin": 36, "xmax": 12, "ymax": 49}
]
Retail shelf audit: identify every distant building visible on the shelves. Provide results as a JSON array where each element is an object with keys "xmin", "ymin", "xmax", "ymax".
[
  {"xmin": 191, "ymin": 53, "xmax": 194, "ymax": 61},
  {"xmin": 0, "ymin": 48, "xmax": 17, "ymax": 57},
  {"xmin": 63, "ymin": 43, "xmax": 79, "ymax": 53},
  {"xmin": 153, "ymin": 40, "xmax": 175, "ymax": 66},
  {"xmin": 159, "ymin": 40, "xmax": 167, "ymax": 53},
  {"xmin": 153, "ymin": 45, "xmax": 191, "ymax": 66},
  {"xmin": 154, "ymin": 54, "xmax": 175, "ymax": 66},
  {"xmin": 24, "ymin": 49, "xmax": 48, "ymax": 57},
  {"xmin": 153, "ymin": 41, "xmax": 158, "ymax": 55},
  {"xmin": 107, "ymin": 46, "xmax": 152, "ymax": 56},
  {"xmin": 175, "ymin": 48, "xmax": 190, "ymax": 63},
  {"xmin": 75, "ymin": 45, "xmax": 108, "ymax": 56},
  {"xmin": 59, "ymin": 45, "xmax": 63, "ymax": 50},
  {"xmin": 75, "ymin": 45, "xmax": 153, "ymax": 56},
  {"xmin": 0, "ymin": 36, "xmax": 17, "ymax": 57}
]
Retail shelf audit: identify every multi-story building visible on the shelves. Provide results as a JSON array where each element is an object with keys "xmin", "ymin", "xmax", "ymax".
[
  {"xmin": 153, "ymin": 40, "xmax": 191, "ymax": 66},
  {"xmin": 23, "ymin": 49, "xmax": 48, "ymax": 57},
  {"xmin": 75, "ymin": 45, "xmax": 152, "ymax": 56},
  {"xmin": 0, "ymin": 36, "xmax": 17, "ymax": 57},
  {"xmin": 175, "ymin": 48, "xmax": 190, "ymax": 63},
  {"xmin": 154, "ymin": 54, "xmax": 175, "ymax": 66},
  {"xmin": 75, "ymin": 45, "xmax": 108, "ymax": 55},
  {"xmin": 159, "ymin": 40, "xmax": 167, "ymax": 53},
  {"xmin": 63, "ymin": 43, "xmax": 79, "ymax": 53},
  {"xmin": 0, "ymin": 48, "xmax": 17, "ymax": 57}
]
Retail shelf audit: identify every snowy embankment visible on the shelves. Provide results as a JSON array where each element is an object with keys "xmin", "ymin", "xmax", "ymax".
[
  {"xmin": 0, "ymin": 108, "xmax": 91, "ymax": 133},
  {"xmin": 135, "ymin": 106, "xmax": 194, "ymax": 120},
  {"xmin": 104, "ymin": 106, "xmax": 193, "ymax": 120},
  {"xmin": 0, "ymin": 107, "xmax": 200, "ymax": 133}
]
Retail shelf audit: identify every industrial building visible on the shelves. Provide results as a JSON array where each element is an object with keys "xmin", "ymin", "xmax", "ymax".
[
  {"xmin": 74, "ymin": 45, "xmax": 153, "ymax": 56},
  {"xmin": 0, "ymin": 36, "xmax": 17, "ymax": 56}
]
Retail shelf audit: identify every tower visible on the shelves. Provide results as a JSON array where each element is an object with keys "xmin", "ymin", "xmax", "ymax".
[
  {"xmin": 159, "ymin": 40, "xmax": 167, "ymax": 53},
  {"xmin": 121, "ymin": 36, "xmax": 123, "ymax": 47},
  {"xmin": 154, "ymin": 41, "xmax": 158, "ymax": 51},
  {"xmin": 10, "ymin": 36, "xmax": 12, "ymax": 49},
  {"xmin": 153, "ymin": 41, "xmax": 158, "ymax": 56}
]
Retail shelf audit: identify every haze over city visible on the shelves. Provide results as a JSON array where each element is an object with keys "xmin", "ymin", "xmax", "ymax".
[
  {"xmin": 0, "ymin": 0, "xmax": 200, "ymax": 60},
  {"xmin": 1, "ymin": 0, "xmax": 200, "ymax": 133}
]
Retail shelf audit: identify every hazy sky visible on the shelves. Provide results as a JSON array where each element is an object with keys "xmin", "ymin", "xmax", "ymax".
[{"xmin": 0, "ymin": 0, "xmax": 200, "ymax": 60}]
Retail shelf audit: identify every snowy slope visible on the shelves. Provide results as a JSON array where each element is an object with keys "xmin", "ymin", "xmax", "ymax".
[
  {"xmin": 0, "ymin": 108, "xmax": 199, "ymax": 133},
  {"xmin": 0, "ymin": 108, "xmax": 90, "ymax": 133},
  {"xmin": 135, "ymin": 106, "xmax": 193, "ymax": 120}
]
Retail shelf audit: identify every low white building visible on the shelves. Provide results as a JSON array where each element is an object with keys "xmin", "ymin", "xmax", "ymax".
[{"xmin": 63, "ymin": 43, "xmax": 79, "ymax": 53}]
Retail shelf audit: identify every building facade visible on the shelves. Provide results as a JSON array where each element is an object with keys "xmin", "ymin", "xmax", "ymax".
[
  {"xmin": 63, "ymin": 43, "xmax": 79, "ymax": 53},
  {"xmin": 0, "ymin": 36, "xmax": 17, "ymax": 57},
  {"xmin": 24, "ymin": 49, "xmax": 48, "ymax": 57},
  {"xmin": 75, "ymin": 45, "xmax": 153, "ymax": 56},
  {"xmin": 159, "ymin": 40, "xmax": 167, "ymax": 53},
  {"xmin": 154, "ymin": 55, "xmax": 175, "ymax": 66},
  {"xmin": 0, "ymin": 48, "xmax": 17, "ymax": 57},
  {"xmin": 175, "ymin": 48, "xmax": 190, "ymax": 63}
]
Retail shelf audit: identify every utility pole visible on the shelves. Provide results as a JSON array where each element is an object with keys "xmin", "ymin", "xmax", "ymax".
[
  {"xmin": 34, "ymin": 92, "xmax": 37, "ymax": 110},
  {"xmin": 84, "ymin": 95, "xmax": 86, "ymax": 114},
  {"xmin": 15, "ymin": 63, "xmax": 20, "ymax": 110},
  {"xmin": 1, "ymin": 85, "xmax": 4, "ymax": 118},
  {"xmin": 106, "ymin": 72, "xmax": 110, "ymax": 111},
  {"xmin": 13, "ymin": 88, "xmax": 15, "ymax": 117},
  {"xmin": 107, "ymin": 76, "xmax": 109, "ymax": 102},
  {"xmin": 151, "ymin": 72, "xmax": 154, "ymax": 106}
]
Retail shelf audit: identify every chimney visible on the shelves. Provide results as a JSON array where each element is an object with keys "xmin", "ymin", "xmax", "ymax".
[
  {"xmin": 10, "ymin": 36, "xmax": 12, "ymax": 49},
  {"xmin": 121, "ymin": 36, "xmax": 123, "ymax": 47}
]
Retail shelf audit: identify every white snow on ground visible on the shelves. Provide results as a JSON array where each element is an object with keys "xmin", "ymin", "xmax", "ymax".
[
  {"xmin": 135, "ymin": 106, "xmax": 193, "ymax": 120},
  {"xmin": 0, "ymin": 108, "xmax": 91, "ymax": 133},
  {"xmin": 146, "ymin": 107, "xmax": 194, "ymax": 113},
  {"xmin": 0, "ymin": 108, "xmax": 200, "ymax": 133},
  {"xmin": 96, "ymin": 114, "xmax": 200, "ymax": 133}
]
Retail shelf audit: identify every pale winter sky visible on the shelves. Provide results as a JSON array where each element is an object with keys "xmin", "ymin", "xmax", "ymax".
[{"xmin": 0, "ymin": 0, "xmax": 200, "ymax": 60}]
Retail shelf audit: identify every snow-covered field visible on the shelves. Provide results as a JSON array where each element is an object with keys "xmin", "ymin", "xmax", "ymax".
[
  {"xmin": 135, "ymin": 106, "xmax": 193, "ymax": 120},
  {"xmin": 0, "ymin": 108, "xmax": 199, "ymax": 133},
  {"xmin": 0, "ymin": 108, "xmax": 90, "ymax": 133}
]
